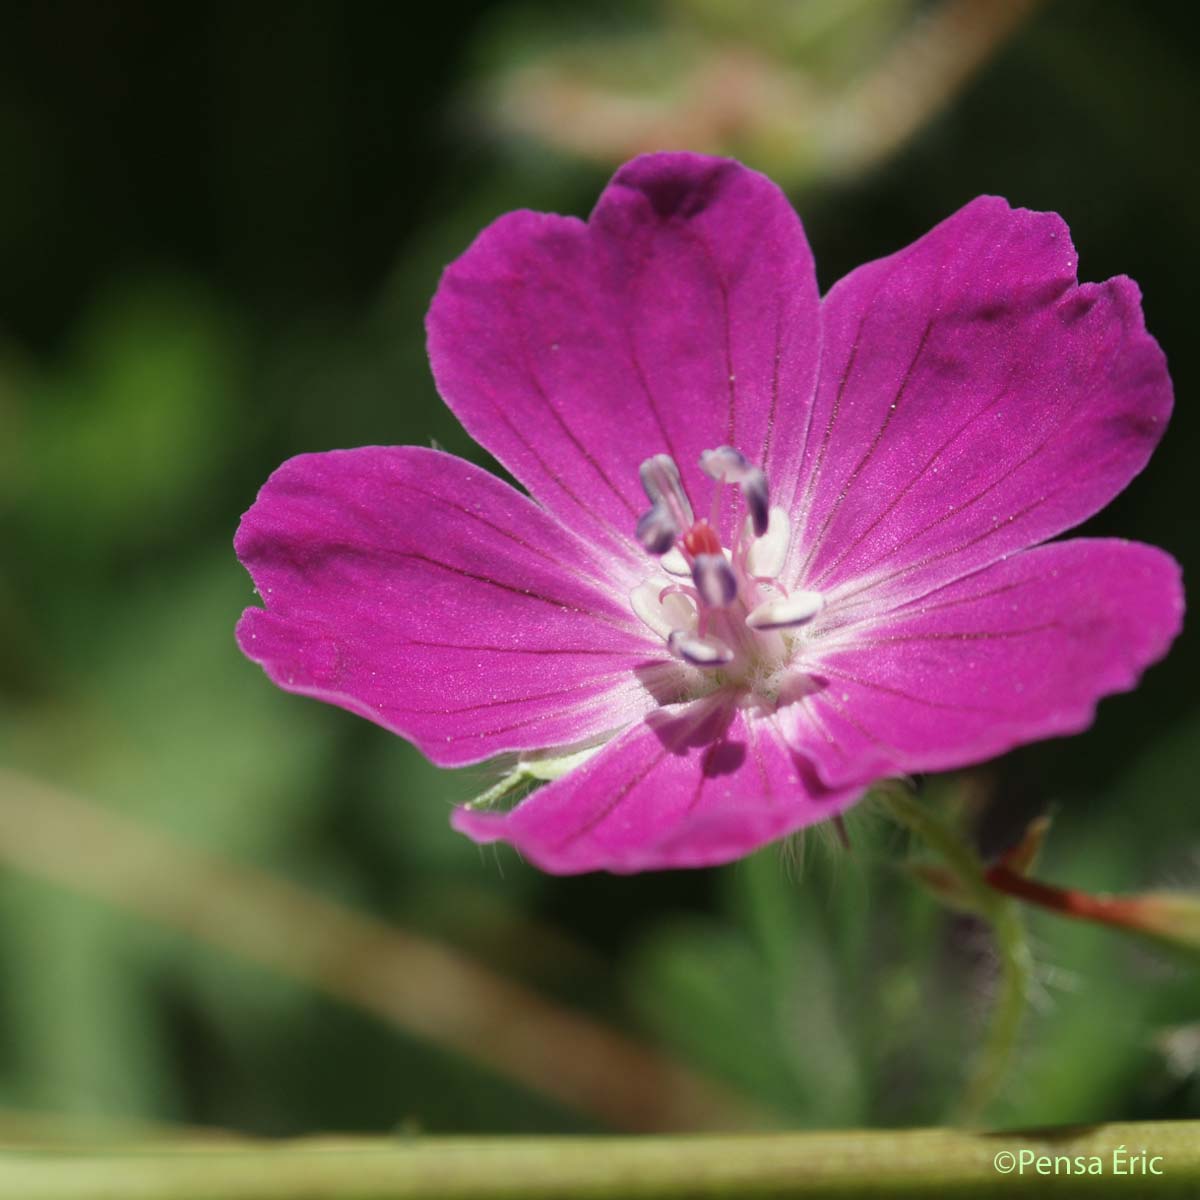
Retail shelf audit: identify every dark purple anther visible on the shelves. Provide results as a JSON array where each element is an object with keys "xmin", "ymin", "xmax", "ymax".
[
  {"xmin": 636, "ymin": 502, "xmax": 679, "ymax": 555},
  {"xmin": 699, "ymin": 445, "xmax": 769, "ymax": 536},
  {"xmin": 692, "ymin": 553, "xmax": 738, "ymax": 608}
]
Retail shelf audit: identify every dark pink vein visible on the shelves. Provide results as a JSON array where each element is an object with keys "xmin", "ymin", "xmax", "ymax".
[
  {"xmin": 686, "ymin": 699, "xmax": 737, "ymax": 815},
  {"xmin": 515, "ymin": 275, "xmax": 640, "ymax": 521},
  {"xmin": 799, "ymin": 315, "xmax": 936, "ymax": 579},
  {"xmin": 815, "ymin": 689, "xmax": 906, "ymax": 764},
  {"xmin": 822, "ymin": 370, "xmax": 1104, "ymax": 616},
  {"xmin": 478, "ymin": 381, "xmax": 635, "ymax": 561},
  {"xmin": 393, "ymin": 674, "xmax": 629, "ymax": 717},
  {"xmin": 825, "ymin": 490, "xmax": 1057, "ymax": 625},
  {"xmin": 444, "ymin": 691, "xmax": 636, "ymax": 743},
  {"xmin": 815, "ymin": 575, "xmax": 1034, "ymax": 638},
  {"xmin": 398, "ymin": 637, "xmax": 644, "ymax": 658},
  {"xmin": 763, "ymin": 303, "xmax": 785, "ymax": 471},
  {"xmin": 793, "ymin": 259, "xmax": 902, "ymax": 536},
  {"xmin": 809, "ymin": 373, "xmax": 1017, "ymax": 590},
  {"xmin": 792, "ymin": 699, "xmax": 847, "ymax": 761},
  {"xmin": 382, "ymin": 550, "xmax": 626, "ymax": 623},
  {"xmin": 554, "ymin": 745, "xmax": 669, "ymax": 851},
  {"xmin": 555, "ymin": 701, "xmax": 727, "ymax": 849},
  {"xmin": 842, "ymin": 622, "xmax": 1061, "ymax": 649},
  {"xmin": 747, "ymin": 718, "xmax": 779, "ymax": 809},
  {"xmin": 687, "ymin": 228, "xmax": 738, "ymax": 447},
  {"xmin": 817, "ymin": 665, "xmax": 1011, "ymax": 716},
  {"xmin": 626, "ymin": 330, "xmax": 682, "ymax": 468},
  {"xmin": 399, "ymin": 479, "xmax": 619, "ymax": 596},
  {"xmin": 793, "ymin": 330, "xmax": 862, "ymax": 540}
]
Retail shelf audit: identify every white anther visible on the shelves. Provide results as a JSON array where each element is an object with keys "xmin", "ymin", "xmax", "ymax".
[
  {"xmin": 630, "ymin": 579, "xmax": 696, "ymax": 639},
  {"xmin": 668, "ymin": 630, "xmax": 734, "ymax": 667},
  {"xmin": 660, "ymin": 546, "xmax": 691, "ymax": 576},
  {"xmin": 692, "ymin": 553, "xmax": 738, "ymax": 608},
  {"xmin": 745, "ymin": 507, "xmax": 790, "ymax": 578},
  {"xmin": 745, "ymin": 590, "xmax": 825, "ymax": 631}
]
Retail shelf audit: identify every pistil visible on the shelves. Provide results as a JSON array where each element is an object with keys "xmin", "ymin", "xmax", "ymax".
[{"xmin": 631, "ymin": 447, "xmax": 825, "ymax": 694}]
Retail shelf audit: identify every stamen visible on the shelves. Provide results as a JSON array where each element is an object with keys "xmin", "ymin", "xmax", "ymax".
[
  {"xmin": 745, "ymin": 590, "xmax": 825, "ymax": 631},
  {"xmin": 639, "ymin": 454, "xmax": 694, "ymax": 527},
  {"xmin": 692, "ymin": 553, "xmax": 738, "ymax": 608},
  {"xmin": 699, "ymin": 445, "xmax": 754, "ymax": 483},
  {"xmin": 630, "ymin": 579, "xmax": 695, "ymax": 639},
  {"xmin": 749, "ymin": 575, "xmax": 787, "ymax": 595},
  {"xmin": 660, "ymin": 547, "xmax": 691, "ymax": 577},
  {"xmin": 741, "ymin": 469, "xmax": 769, "ymax": 537},
  {"xmin": 745, "ymin": 507, "xmax": 790, "ymax": 578},
  {"xmin": 629, "ymin": 449, "xmax": 807, "ymax": 696},
  {"xmin": 668, "ymin": 630, "xmax": 734, "ymax": 667},
  {"xmin": 658, "ymin": 582, "xmax": 700, "ymax": 605},
  {"xmin": 699, "ymin": 445, "xmax": 769, "ymax": 536},
  {"xmin": 636, "ymin": 502, "xmax": 679, "ymax": 554}
]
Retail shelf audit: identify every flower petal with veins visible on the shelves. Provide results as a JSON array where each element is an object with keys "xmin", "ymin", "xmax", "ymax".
[
  {"xmin": 236, "ymin": 446, "xmax": 670, "ymax": 767},
  {"xmin": 453, "ymin": 701, "xmax": 862, "ymax": 874},
  {"xmin": 789, "ymin": 197, "xmax": 1171, "ymax": 609},
  {"xmin": 786, "ymin": 540, "xmax": 1183, "ymax": 788},
  {"xmin": 237, "ymin": 153, "xmax": 1183, "ymax": 874},
  {"xmin": 426, "ymin": 154, "xmax": 822, "ymax": 553}
]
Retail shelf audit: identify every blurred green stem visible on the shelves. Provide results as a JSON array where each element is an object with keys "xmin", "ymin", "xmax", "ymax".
[
  {"xmin": 876, "ymin": 790, "xmax": 1033, "ymax": 1123},
  {"xmin": 3, "ymin": 1124, "xmax": 1199, "ymax": 1198},
  {"xmin": 0, "ymin": 770, "xmax": 763, "ymax": 1133}
]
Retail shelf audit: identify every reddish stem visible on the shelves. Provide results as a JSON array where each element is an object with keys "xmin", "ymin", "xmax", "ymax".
[{"xmin": 983, "ymin": 865, "xmax": 1146, "ymax": 930}]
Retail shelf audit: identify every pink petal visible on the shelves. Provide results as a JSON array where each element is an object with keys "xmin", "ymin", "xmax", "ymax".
[
  {"xmin": 787, "ymin": 539, "xmax": 1183, "ymax": 789},
  {"xmin": 235, "ymin": 446, "xmax": 671, "ymax": 766},
  {"xmin": 453, "ymin": 700, "xmax": 862, "ymax": 874},
  {"xmin": 426, "ymin": 153, "xmax": 821, "ymax": 555},
  {"xmin": 791, "ymin": 196, "xmax": 1172, "ymax": 616}
]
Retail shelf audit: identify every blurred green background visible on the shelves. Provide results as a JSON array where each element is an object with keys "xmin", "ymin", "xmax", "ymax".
[{"xmin": 0, "ymin": 0, "xmax": 1197, "ymax": 1139}]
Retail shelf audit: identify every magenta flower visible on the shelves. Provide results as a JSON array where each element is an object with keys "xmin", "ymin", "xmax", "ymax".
[{"xmin": 235, "ymin": 154, "xmax": 1183, "ymax": 875}]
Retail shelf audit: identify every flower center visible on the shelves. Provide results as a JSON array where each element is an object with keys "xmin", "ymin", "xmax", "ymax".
[{"xmin": 630, "ymin": 447, "xmax": 824, "ymax": 707}]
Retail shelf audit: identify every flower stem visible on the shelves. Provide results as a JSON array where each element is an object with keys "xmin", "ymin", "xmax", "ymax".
[
  {"xmin": 4, "ymin": 1123, "xmax": 1199, "ymax": 1198},
  {"xmin": 875, "ymin": 790, "xmax": 1033, "ymax": 1123},
  {"xmin": 984, "ymin": 865, "xmax": 1200, "ymax": 958},
  {"xmin": 961, "ymin": 891, "xmax": 1032, "ymax": 1122}
]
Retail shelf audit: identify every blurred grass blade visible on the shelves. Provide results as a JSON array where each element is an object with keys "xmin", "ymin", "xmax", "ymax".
[{"xmin": 0, "ymin": 770, "xmax": 768, "ymax": 1133}]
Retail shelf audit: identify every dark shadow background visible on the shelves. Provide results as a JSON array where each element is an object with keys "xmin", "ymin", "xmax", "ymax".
[{"xmin": 1, "ymin": 0, "xmax": 1197, "ymax": 1138}]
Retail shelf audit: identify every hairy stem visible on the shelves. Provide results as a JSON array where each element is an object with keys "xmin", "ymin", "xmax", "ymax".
[
  {"xmin": 3, "ymin": 1123, "xmax": 1198, "ymax": 1198},
  {"xmin": 960, "ymin": 893, "xmax": 1033, "ymax": 1122},
  {"xmin": 876, "ymin": 790, "xmax": 1032, "ymax": 1123}
]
